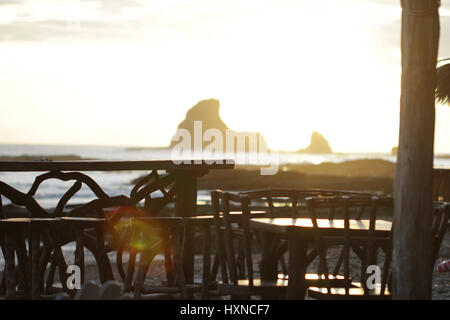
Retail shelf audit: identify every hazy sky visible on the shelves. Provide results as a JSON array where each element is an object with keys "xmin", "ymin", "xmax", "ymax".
[{"xmin": 0, "ymin": 0, "xmax": 449, "ymax": 153}]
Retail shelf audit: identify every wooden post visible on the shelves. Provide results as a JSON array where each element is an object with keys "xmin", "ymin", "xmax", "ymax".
[
  {"xmin": 393, "ymin": 0, "xmax": 440, "ymax": 299},
  {"xmin": 260, "ymin": 233, "xmax": 279, "ymax": 282},
  {"xmin": 286, "ymin": 231, "xmax": 307, "ymax": 300}
]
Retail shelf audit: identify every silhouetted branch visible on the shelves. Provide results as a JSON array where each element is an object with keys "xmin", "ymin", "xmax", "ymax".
[
  {"xmin": 0, "ymin": 181, "xmax": 50, "ymax": 218},
  {"xmin": 28, "ymin": 171, "xmax": 108, "ymax": 199}
]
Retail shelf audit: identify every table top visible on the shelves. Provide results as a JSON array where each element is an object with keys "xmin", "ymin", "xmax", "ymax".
[
  {"xmin": 117, "ymin": 211, "xmax": 267, "ymax": 226},
  {"xmin": 0, "ymin": 160, "xmax": 235, "ymax": 172},
  {"xmin": 250, "ymin": 218, "xmax": 392, "ymax": 237},
  {"xmin": 185, "ymin": 210, "xmax": 267, "ymax": 224}
]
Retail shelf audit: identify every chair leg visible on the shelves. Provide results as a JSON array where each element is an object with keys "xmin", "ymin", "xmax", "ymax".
[
  {"xmin": 0, "ymin": 237, "xmax": 6, "ymax": 295},
  {"xmin": 163, "ymin": 233, "xmax": 175, "ymax": 286},
  {"xmin": 31, "ymin": 229, "xmax": 41, "ymax": 300},
  {"xmin": 237, "ymin": 240, "xmax": 246, "ymax": 279},
  {"xmin": 133, "ymin": 235, "xmax": 162, "ymax": 299},
  {"xmin": 279, "ymin": 254, "xmax": 288, "ymax": 276},
  {"xmin": 39, "ymin": 238, "xmax": 53, "ymax": 293},
  {"xmin": 210, "ymin": 254, "xmax": 220, "ymax": 281},
  {"xmin": 5, "ymin": 230, "xmax": 17, "ymax": 299},
  {"xmin": 260, "ymin": 233, "xmax": 279, "ymax": 282},
  {"xmin": 133, "ymin": 251, "xmax": 151, "ymax": 300},
  {"xmin": 306, "ymin": 248, "xmax": 319, "ymax": 266},
  {"xmin": 123, "ymin": 250, "xmax": 137, "ymax": 293},
  {"xmin": 53, "ymin": 229, "xmax": 69, "ymax": 294},
  {"xmin": 0, "ymin": 266, "xmax": 6, "ymax": 296},
  {"xmin": 15, "ymin": 232, "xmax": 30, "ymax": 297},
  {"xmin": 74, "ymin": 229, "xmax": 85, "ymax": 285},
  {"xmin": 96, "ymin": 225, "xmax": 106, "ymax": 283},
  {"xmin": 201, "ymin": 225, "xmax": 211, "ymax": 300},
  {"xmin": 274, "ymin": 241, "xmax": 289, "ymax": 275},
  {"xmin": 333, "ymin": 248, "xmax": 345, "ymax": 276},
  {"xmin": 217, "ymin": 231, "xmax": 229, "ymax": 283},
  {"xmin": 174, "ymin": 234, "xmax": 188, "ymax": 299},
  {"xmin": 45, "ymin": 254, "xmax": 58, "ymax": 293}
]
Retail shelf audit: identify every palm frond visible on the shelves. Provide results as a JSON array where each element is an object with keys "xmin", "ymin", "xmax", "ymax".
[{"xmin": 436, "ymin": 62, "xmax": 450, "ymax": 105}]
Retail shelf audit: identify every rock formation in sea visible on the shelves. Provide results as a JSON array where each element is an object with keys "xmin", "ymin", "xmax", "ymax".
[
  {"xmin": 297, "ymin": 131, "xmax": 333, "ymax": 154},
  {"xmin": 169, "ymin": 99, "xmax": 268, "ymax": 153}
]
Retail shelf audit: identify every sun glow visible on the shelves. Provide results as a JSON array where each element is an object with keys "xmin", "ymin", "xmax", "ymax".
[{"xmin": 0, "ymin": 0, "xmax": 448, "ymax": 153}]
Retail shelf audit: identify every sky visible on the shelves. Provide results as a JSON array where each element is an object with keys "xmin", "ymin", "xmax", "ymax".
[{"xmin": 0, "ymin": 0, "xmax": 449, "ymax": 153}]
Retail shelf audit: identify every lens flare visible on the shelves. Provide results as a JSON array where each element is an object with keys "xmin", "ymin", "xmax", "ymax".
[{"xmin": 107, "ymin": 205, "xmax": 175, "ymax": 277}]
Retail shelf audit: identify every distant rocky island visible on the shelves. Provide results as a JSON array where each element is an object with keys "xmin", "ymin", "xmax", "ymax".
[
  {"xmin": 169, "ymin": 99, "xmax": 268, "ymax": 152},
  {"xmin": 127, "ymin": 99, "xmax": 334, "ymax": 154},
  {"xmin": 297, "ymin": 131, "xmax": 333, "ymax": 154}
]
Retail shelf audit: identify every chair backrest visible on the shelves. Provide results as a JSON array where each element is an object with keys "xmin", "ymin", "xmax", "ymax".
[
  {"xmin": 241, "ymin": 189, "xmax": 374, "ymax": 219},
  {"xmin": 305, "ymin": 195, "xmax": 393, "ymax": 296},
  {"xmin": 433, "ymin": 170, "xmax": 450, "ymax": 201},
  {"xmin": 431, "ymin": 203, "xmax": 450, "ymax": 267},
  {"xmin": 210, "ymin": 190, "xmax": 254, "ymax": 286},
  {"xmin": 210, "ymin": 190, "xmax": 227, "ymax": 283}
]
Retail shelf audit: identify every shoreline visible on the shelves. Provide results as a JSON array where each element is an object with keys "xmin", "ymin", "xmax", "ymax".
[{"xmin": 198, "ymin": 159, "xmax": 395, "ymax": 194}]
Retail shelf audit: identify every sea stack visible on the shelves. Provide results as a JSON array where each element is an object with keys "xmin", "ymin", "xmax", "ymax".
[
  {"xmin": 298, "ymin": 131, "xmax": 333, "ymax": 154},
  {"xmin": 169, "ymin": 99, "xmax": 268, "ymax": 152}
]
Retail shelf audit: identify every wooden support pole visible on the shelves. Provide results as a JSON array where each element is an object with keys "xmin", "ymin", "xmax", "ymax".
[
  {"xmin": 286, "ymin": 231, "xmax": 307, "ymax": 300},
  {"xmin": 260, "ymin": 233, "xmax": 279, "ymax": 282},
  {"xmin": 393, "ymin": 0, "xmax": 440, "ymax": 299}
]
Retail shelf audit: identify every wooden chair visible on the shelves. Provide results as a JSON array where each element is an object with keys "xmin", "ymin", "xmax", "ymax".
[
  {"xmin": 431, "ymin": 203, "xmax": 450, "ymax": 269},
  {"xmin": 58, "ymin": 217, "xmax": 110, "ymax": 294},
  {"xmin": 433, "ymin": 169, "xmax": 450, "ymax": 201},
  {"xmin": 212, "ymin": 191, "xmax": 287, "ymax": 298},
  {"xmin": 240, "ymin": 189, "xmax": 373, "ymax": 280},
  {"xmin": 306, "ymin": 195, "xmax": 394, "ymax": 300},
  {"xmin": 125, "ymin": 217, "xmax": 191, "ymax": 299},
  {"xmin": 119, "ymin": 216, "xmax": 211, "ymax": 300},
  {"xmin": 242, "ymin": 189, "xmax": 372, "ymax": 219},
  {"xmin": 0, "ymin": 217, "xmax": 66, "ymax": 300},
  {"xmin": 308, "ymin": 199, "xmax": 450, "ymax": 300},
  {"xmin": 0, "ymin": 218, "xmax": 33, "ymax": 299},
  {"xmin": 212, "ymin": 191, "xmax": 353, "ymax": 299}
]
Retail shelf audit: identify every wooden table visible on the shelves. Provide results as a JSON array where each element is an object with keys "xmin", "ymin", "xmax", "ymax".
[
  {"xmin": 250, "ymin": 218, "xmax": 393, "ymax": 299},
  {"xmin": 0, "ymin": 159, "xmax": 234, "ymax": 297}
]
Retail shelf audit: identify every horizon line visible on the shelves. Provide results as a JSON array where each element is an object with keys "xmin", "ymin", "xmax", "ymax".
[{"xmin": 0, "ymin": 141, "xmax": 449, "ymax": 156}]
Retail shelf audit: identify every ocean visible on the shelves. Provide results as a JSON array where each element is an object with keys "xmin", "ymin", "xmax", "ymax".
[{"xmin": 0, "ymin": 143, "xmax": 449, "ymax": 209}]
